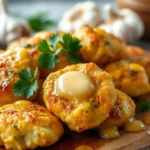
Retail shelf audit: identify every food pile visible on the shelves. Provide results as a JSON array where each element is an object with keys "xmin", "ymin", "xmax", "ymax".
[{"xmin": 0, "ymin": 25, "xmax": 149, "ymax": 150}]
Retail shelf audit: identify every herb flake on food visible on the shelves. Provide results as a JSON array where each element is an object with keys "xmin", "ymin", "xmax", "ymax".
[
  {"xmin": 37, "ymin": 33, "xmax": 83, "ymax": 69},
  {"xmin": 38, "ymin": 33, "xmax": 62, "ymax": 69},
  {"xmin": 60, "ymin": 34, "xmax": 83, "ymax": 63},
  {"xmin": 13, "ymin": 67, "xmax": 38, "ymax": 99}
]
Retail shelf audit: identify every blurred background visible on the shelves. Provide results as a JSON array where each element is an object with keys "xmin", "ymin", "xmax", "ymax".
[
  {"xmin": 1, "ymin": 0, "xmax": 150, "ymax": 49},
  {"xmin": 7, "ymin": 0, "xmax": 115, "ymax": 21}
]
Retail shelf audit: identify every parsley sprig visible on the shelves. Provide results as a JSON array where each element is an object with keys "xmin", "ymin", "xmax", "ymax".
[
  {"xmin": 38, "ymin": 34, "xmax": 62, "ymax": 69},
  {"xmin": 60, "ymin": 34, "xmax": 82, "ymax": 63},
  {"xmin": 13, "ymin": 67, "xmax": 38, "ymax": 99},
  {"xmin": 37, "ymin": 33, "xmax": 82, "ymax": 69}
]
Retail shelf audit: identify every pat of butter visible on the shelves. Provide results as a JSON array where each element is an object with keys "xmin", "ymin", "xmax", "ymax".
[{"xmin": 56, "ymin": 71, "xmax": 94, "ymax": 99}]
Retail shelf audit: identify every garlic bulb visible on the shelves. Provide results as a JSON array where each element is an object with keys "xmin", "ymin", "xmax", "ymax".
[
  {"xmin": 58, "ymin": 1, "xmax": 101, "ymax": 32},
  {"xmin": 98, "ymin": 5, "xmax": 144, "ymax": 42},
  {"xmin": 0, "ymin": 0, "xmax": 30, "ymax": 47}
]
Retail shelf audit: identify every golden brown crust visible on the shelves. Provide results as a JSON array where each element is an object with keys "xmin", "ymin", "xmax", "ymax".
[
  {"xmin": 100, "ymin": 89, "xmax": 136, "ymax": 128},
  {"xmin": 0, "ymin": 48, "xmax": 39, "ymax": 106},
  {"xmin": 73, "ymin": 25, "xmax": 127, "ymax": 67},
  {"xmin": 6, "ymin": 37, "xmax": 30, "ymax": 50},
  {"xmin": 0, "ymin": 100, "xmax": 64, "ymax": 150},
  {"xmin": 105, "ymin": 60, "xmax": 150, "ymax": 97},
  {"xmin": 43, "ymin": 62, "xmax": 117, "ymax": 132},
  {"xmin": 14, "ymin": 31, "xmax": 72, "ymax": 78},
  {"xmin": 127, "ymin": 45, "xmax": 150, "ymax": 80}
]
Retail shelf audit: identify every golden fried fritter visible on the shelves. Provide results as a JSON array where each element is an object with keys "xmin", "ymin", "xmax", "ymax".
[
  {"xmin": 105, "ymin": 60, "xmax": 150, "ymax": 97},
  {"xmin": 34, "ymin": 31, "xmax": 55, "ymax": 39},
  {"xmin": 11, "ymin": 31, "xmax": 72, "ymax": 78},
  {"xmin": 6, "ymin": 37, "xmax": 30, "ymax": 50},
  {"xmin": 100, "ymin": 89, "xmax": 135, "ymax": 128},
  {"xmin": 0, "ymin": 100, "xmax": 64, "ymax": 150},
  {"xmin": 0, "ymin": 48, "xmax": 39, "ymax": 106},
  {"xmin": 127, "ymin": 46, "xmax": 150, "ymax": 80},
  {"xmin": 73, "ymin": 25, "xmax": 127, "ymax": 67},
  {"xmin": 43, "ymin": 63, "xmax": 117, "ymax": 132},
  {"xmin": 99, "ymin": 89, "xmax": 135, "ymax": 139}
]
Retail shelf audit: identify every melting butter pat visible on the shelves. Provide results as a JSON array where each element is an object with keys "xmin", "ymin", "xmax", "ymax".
[{"xmin": 56, "ymin": 71, "xmax": 94, "ymax": 99}]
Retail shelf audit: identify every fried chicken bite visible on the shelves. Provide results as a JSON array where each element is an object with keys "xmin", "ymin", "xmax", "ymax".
[
  {"xmin": 73, "ymin": 25, "xmax": 127, "ymax": 67},
  {"xmin": 0, "ymin": 48, "xmax": 39, "ymax": 106},
  {"xmin": 43, "ymin": 62, "xmax": 117, "ymax": 132},
  {"xmin": 127, "ymin": 46, "xmax": 150, "ymax": 80},
  {"xmin": 99, "ymin": 89, "xmax": 136, "ymax": 139},
  {"xmin": 0, "ymin": 100, "xmax": 64, "ymax": 150},
  {"xmin": 6, "ymin": 37, "xmax": 30, "ymax": 50},
  {"xmin": 105, "ymin": 60, "xmax": 150, "ymax": 97}
]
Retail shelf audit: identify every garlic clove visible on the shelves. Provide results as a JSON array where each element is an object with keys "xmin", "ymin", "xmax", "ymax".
[
  {"xmin": 0, "ymin": 0, "xmax": 30, "ymax": 47},
  {"xmin": 98, "ymin": 5, "xmax": 145, "ymax": 42},
  {"xmin": 120, "ymin": 9, "xmax": 144, "ymax": 40},
  {"xmin": 58, "ymin": 1, "xmax": 101, "ymax": 32},
  {"xmin": 112, "ymin": 20, "xmax": 133, "ymax": 42}
]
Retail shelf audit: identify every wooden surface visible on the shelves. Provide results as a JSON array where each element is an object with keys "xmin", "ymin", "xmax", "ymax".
[{"xmin": 36, "ymin": 126, "xmax": 150, "ymax": 150}]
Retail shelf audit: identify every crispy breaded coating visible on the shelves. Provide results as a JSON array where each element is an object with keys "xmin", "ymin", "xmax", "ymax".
[
  {"xmin": 43, "ymin": 63, "xmax": 117, "ymax": 132},
  {"xmin": 105, "ymin": 60, "xmax": 150, "ymax": 97},
  {"xmin": 127, "ymin": 46, "xmax": 150, "ymax": 80},
  {"xmin": 0, "ymin": 48, "xmax": 39, "ymax": 106},
  {"xmin": 7, "ymin": 37, "xmax": 30, "ymax": 50},
  {"xmin": 73, "ymin": 25, "xmax": 127, "ymax": 67},
  {"xmin": 0, "ymin": 100, "xmax": 64, "ymax": 150},
  {"xmin": 10, "ymin": 31, "xmax": 72, "ymax": 78},
  {"xmin": 100, "ymin": 89, "xmax": 135, "ymax": 129}
]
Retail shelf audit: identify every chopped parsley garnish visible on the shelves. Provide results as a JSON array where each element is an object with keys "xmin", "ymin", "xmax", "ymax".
[
  {"xmin": 38, "ymin": 34, "xmax": 62, "ymax": 69},
  {"xmin": 60, "ymin": 34, "xmax": 82, "ymax": 63},
  {"xmin": 23, "ymin": 43, "xmax": 32, "ymax": 48},
  {"xmin": 13, "ymin": 124, "xmax": 19, "ymax": 130},
  {"xmin": 23, "ymin": 43, "xmax": 35, "ymax": 49},
  {"xmin": 15, "ymin": 135, "xmax": 24, "ymax": 140},
  {"xmin": 140, "ymin": 101, "xmax": 150, "ymax": 112},
  {"xmin": 105, "ymin": 41, "xmax": 110, "ymax": 46},
  {"xmin": 37, "ymin": 33, "xmax": 82, "ymax": 69},
  {"xmin": 13, "ymin": 67, "xmax": 38, "ymax": 99}
]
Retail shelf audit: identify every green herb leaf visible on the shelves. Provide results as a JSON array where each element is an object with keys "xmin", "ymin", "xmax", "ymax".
[
  {"xmin": 27, "ymin": 12, "xmax": 57, "ymax": 32},
  {"xmin": 66, "ymin": 52, "xmax": 83, "ymax": 63},
  {"xmin": 60, "ymin": 34, "xmax": 82, "ymax": 63},
  {"xmin": 49, "ymin": 33, "xmax": 60, "ymax": 48},
  {"xmin": 23, "ymin": 43, "xmax": 35, "ymax": 49},
  {"xmin": 38, "ymin": 34, "xmax": 62, "ymax": 69},
  {"xmin": 13, "ymin": 124, "xmax": 19, "ymax": 130},
  {"xmin": 37, "ymin": 40, "xmax": 51, "ymax": 53},
  {"xmin": 38, "ymin": 48, "xmax": 61, "ymax": 69},
  {"xmin": 23, "ymin": 43, "xmax": 32, "ymax": 48},
  {"xmin": 13, "ymin": 68, "xmax": 38, "ymax": 99},
  {"xmin": 140, "ymin": 101, "xmax": 150, "ymax": 112},
  {"xmin": 15, "ymin": 135, "xmax": 24, "ymax": 140}
]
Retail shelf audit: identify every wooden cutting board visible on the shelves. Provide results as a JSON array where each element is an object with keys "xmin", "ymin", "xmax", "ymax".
[{"xmin": 38, "ymin": 126, "xmax": 150, "ymax": 150}]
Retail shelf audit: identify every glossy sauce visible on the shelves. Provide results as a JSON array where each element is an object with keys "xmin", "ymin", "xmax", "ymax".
[
  {"xmin": 124, "ymin": 117, "xmax": 146, "ymax": 133},
  {"xmin": 56, "ymin": 71, "xmax": 95, "ymax": 99},
  {"xmin": 99, "ymin": 126, "xmax": 120, "ymax": 139}
]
